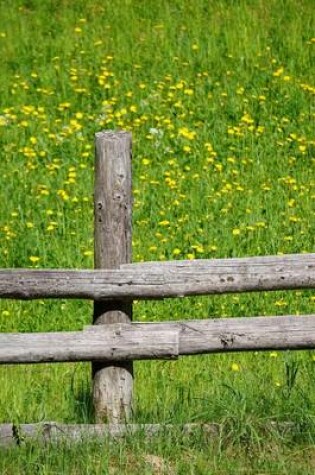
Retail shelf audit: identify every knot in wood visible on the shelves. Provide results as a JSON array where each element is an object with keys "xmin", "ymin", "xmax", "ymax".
[{"xmin": 220, "ymin": 334, "xmax": 235, "ymax": 348}]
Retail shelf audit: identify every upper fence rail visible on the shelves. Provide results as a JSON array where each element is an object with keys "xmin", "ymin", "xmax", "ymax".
[{"xmin": 0, "ymin": 253, "xmax": 314, "ymax": 300}]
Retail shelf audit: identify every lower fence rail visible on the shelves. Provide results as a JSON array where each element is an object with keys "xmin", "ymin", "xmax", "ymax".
[{"xmin": 0, "ymin": 421, "xmax": 297, "ymax": 448}]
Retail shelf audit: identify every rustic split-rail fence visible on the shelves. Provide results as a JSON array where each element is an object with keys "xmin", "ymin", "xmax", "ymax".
[{"xmin": 1, "ymin": 130, "xmax": 315, "ymax": 446}]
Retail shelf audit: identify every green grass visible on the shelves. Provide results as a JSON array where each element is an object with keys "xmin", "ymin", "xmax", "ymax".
[
  {"xmin": 2, "ymin": 431, "xmax": 315, "ymax": 474},
  {"xmin": 0, "ymin": 0, "xmax": 315, "ymax": 472}
]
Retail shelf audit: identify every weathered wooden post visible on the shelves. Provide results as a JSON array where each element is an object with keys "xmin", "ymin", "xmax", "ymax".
[{"xmin": 93, "ymin": 130, "xmax": 133, "ymax": 423}]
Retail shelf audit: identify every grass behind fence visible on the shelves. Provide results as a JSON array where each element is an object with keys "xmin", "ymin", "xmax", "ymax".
[{"xmin": 0, "ymin": 0, "xmax": 315, "ymax": 472}]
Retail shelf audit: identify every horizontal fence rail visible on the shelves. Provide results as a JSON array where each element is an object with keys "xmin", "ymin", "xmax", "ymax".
[
  {"xmin": 1, "ymin": 315, "xmax": 315, "ymax": 364},
  {"xmin": 0, "ymin": 253, "xmax": 314, "ymax": 300},
  {"xmin": 0, "ymin": 421, "xmax": 297, "ymax": 447},
  {"xmin": 0, "ymin": 422, "xmax": 222, "ymax": 447}
]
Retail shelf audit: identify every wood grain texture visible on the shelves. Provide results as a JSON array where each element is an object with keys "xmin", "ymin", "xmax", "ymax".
[
  {"xmin": 0, "ymin": 324, "xmax": 178, "ymax": 363},
  {"xmin": 0, "ymin": 422, "xmax": 221, "ymax": 447},
  {"xmin": 94, "ymin": 130, "xmax": 132, "ymax": 270},
  {"xmin": 93, "ymin": 130, "xmax": 133, "ymax": 423},
  {"xmin": 0, "ymin": 421, "xmax": 296, "ymax": 447},
  {"xmin": 1, "ymin": 315, "xmax": 315, "ymax": 365},
  {"xmin": 0, "ymin": 253, "xmax": 314, "ymax": 300}
]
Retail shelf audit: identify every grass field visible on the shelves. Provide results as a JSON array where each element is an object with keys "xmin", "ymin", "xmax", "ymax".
[{"xmin": 0, "ymin": 0, "xmax": 314, "ymax": 472}]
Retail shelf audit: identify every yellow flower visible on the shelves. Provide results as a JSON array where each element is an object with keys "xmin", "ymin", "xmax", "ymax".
[
  {"xmin": 57, "ymin": 189, "xmax": 69, "ymax": 201},
  {"xmin": 231, "ymin": 363, "xmax": 240, "ymax": 372},
  {"xmin": 46, "ymin": 222, "xmax": 58, "ymax": 232},
  {"xmin": 158, "ymin": 220, "xmax": 170, "ymax": 226},
  {"xmin": 178, "ymin": 127, "xmax": 196, "ymax": 140},
  {"xmin": 273, "ymin": 67, "xmax": 284, "ymax": 77},
  {"xmin": 29, "ymin": 256, "xmax": 40, "ymax": 264},
  {"xmin": 255, "ymin": 221, "xmax": 267, "ymax": 228}
]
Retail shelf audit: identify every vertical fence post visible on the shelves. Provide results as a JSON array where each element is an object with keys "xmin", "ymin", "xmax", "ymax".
[{"xmin": 93, "ymin": 130, "xmax": 133, "ymax": 423}]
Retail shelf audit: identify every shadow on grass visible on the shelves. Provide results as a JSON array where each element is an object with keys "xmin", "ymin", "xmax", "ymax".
[{"xmin": 68, "ymin": 369, "xmax": 94, "ymax": 423}]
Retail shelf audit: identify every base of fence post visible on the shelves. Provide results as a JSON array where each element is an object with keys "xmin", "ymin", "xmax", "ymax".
[{"xmin": 93, "ymin": 363, "xmax": 133, "ymax": 423}]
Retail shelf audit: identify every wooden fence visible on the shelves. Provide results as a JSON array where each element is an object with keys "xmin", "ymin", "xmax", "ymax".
[{"xmin": 1, "ymin": 130, "xmax": 315, "ymax": 430}]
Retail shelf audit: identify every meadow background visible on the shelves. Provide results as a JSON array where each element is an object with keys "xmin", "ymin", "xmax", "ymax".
[{"xmin": 0, "ymin": 0, "xmax": 314, "ymax": 472}]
